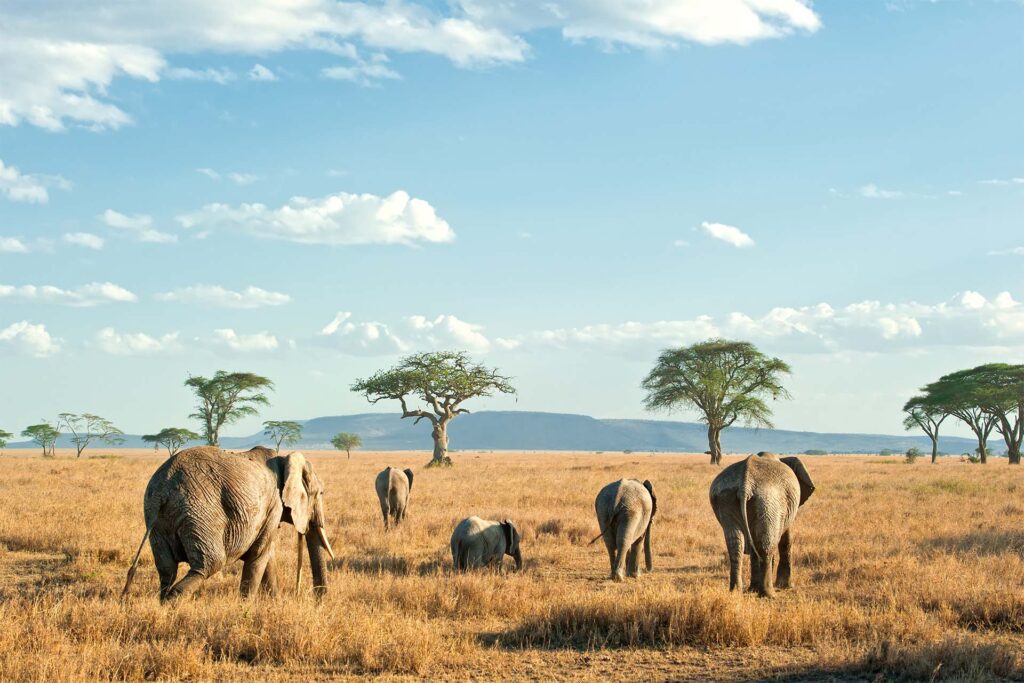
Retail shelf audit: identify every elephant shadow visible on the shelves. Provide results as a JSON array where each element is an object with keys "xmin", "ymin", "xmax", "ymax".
[{"xmin": 920, "ymin": 529, "xmax": 1024, "ymax": 558}]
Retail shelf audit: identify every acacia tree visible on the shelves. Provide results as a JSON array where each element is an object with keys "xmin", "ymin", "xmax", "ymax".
[
  {"xmin": 263, "ymin": 420, "xmax": 303, "ymax": 454},
  {"xmin": 641, "ymin": 339, "xmax": 791, "ymax": 465},
  {"xmin": 921, "ymin": 368, "xmax": 998, "ymax": 464},
  {"xmin": 57, "ymin": 413, "xmax": 125, "ymax": 458},
  {"xmin": 22, "ymin": 422, "xmax": 59, "ymax": 457},
  {"xmin": 142, "ymin": 427, "xmax": 201, "ymax": 458},
  {"xmin": 185, "ymin": 371, "xmax": 274, "ymax": 446},
  {"xmin": 352, "ymin": 351, "xmax": 515, "ymax": 467},
  {"xmin": 971, "ymin": 363, "xmax": 1024, "ymax": 465},
  {"xmin": 331, "ymin": 432, "xmax": 362, "ymax": 459},
  {"xmin": 902, "ymin": 396, "xmax": 948, "ymax": 464},
  {"xmin": 0, "ymin": 429, "xmax": 11, "ymax": 454}
]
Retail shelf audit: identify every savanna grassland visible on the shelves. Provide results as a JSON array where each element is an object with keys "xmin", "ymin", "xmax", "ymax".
[{"xmin": 0, "ymin": 449, "xmax": 1022, "ymax": 681}]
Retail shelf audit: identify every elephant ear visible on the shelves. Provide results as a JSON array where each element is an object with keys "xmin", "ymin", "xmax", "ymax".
[
  {"xmin": 780, "ymin": 456, "xmax": 816, "ymax": 505},
  {"xmin": 501, "ymin": 519, "xmax": 516, "ymax": 554},
  {"xmin": 403, "ymin": 468, "xmax": 414, "ymax": 492},
  {"xmin": 642, "ymin": 480, "xmax": 657, "ymax": 519},
  {"xmin": 281, "ymin": 451, "xmax": 310, "ymax": 534}
]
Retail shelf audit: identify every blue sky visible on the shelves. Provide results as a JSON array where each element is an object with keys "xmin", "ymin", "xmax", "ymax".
[{"xmin": 1, "ymin": 0, "xmax": 1023, "ymax": 440}]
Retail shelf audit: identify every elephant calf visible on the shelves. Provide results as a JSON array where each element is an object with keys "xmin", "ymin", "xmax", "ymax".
[
  {"xmin": 709, "ymin": 452, "xmax": 815, "ymax": 598},
  {"xmin": 593, "ymin": 479, "xmax": 657, "ymax": 582},
  {"xmin": 123, "ymin": 446, "xmax": 336, "ymax": 602},
  {"xmin": 450, "ymin": 516, "xmax": 522, "ymax": 571},
  {"xmin": 375, "ymin": 466, "xmax": 414, "ymax": 530}
]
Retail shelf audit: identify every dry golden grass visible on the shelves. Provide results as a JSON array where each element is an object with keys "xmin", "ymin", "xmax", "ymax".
[{"xmin": 0, "ymin": 448, "xmax": 1022, "ymax": 681}]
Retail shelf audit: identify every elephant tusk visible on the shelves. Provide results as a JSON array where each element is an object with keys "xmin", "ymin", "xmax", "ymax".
[
  {"xmin": 317, "ymin": 526, "xmax": 336, "ymax": 561},
  {"xmin": 296, "ymin": 532, "xmax": 304, "ymax": 591}
]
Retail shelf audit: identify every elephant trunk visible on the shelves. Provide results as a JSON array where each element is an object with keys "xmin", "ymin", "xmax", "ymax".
[
  {"xmin": 305, "ymin": 525, "xmax": 329, "ymax": 597},
  {"xmin": 511, "ymin": 548, "xmax": 523, "ymax": 572}
]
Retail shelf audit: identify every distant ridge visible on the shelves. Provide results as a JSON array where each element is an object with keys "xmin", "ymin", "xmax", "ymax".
[{"xmin": 11, "ymin": 411, "xmax": 993, "ymax": 455}]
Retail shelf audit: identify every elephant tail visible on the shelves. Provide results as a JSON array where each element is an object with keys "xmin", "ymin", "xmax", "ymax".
[
  {"xmin": 453, "ymin": 538, "xmax": 470, "ymax": 571},
  {"xmin": 588, "ymin": 507, "xmax": 621, "ymax": 546},
  {"xmin": 739, "ymin": 461, "xmax": 761, "ymax": 561},
  {"xmin": 120, "ymin": 522, "xmax": 153, "ymax": 601}
]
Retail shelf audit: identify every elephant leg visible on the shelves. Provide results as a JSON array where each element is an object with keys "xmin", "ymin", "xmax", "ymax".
[
  {"xmin": 162, "ymin": 568, "xmax": 207, "ymax": 603},
  {"xmin": 260, "ymin": 547, "xmax": 278, "ymax": 596},
  {"xmin": 151, "ymin": 534, "xmax": 179, "ymax": 599},
  {"xmin": 602, "ymin": 530, "xmax": 616, "ymax": 577},
  {"xmin": 755, "ymin": 548, "xmax": 777, "ymax": 598},
  {"xmin": 747, "ymin": 553, "xmax": 762, "ymax": 593},
  {"xmin": 724, "ymin": 526, "xmax": 744, "ymax": 592},
  {"xmin": 775, "ymin": 530, "xmax": 792, "ymax": 589},
  {"xmin": 380, "ymin": 499, "xmax": 390, "ymax": 530},
  {"xmin": 240, "ymin": 551, "xmax": 273, "ymax": 598},
  {"xmin": 625, "ymin": 540, "xmax": 641, "ymax": 578},
  {"xmin": 612, "ymin": 523, "xmax": 630, "ymax": 582}
]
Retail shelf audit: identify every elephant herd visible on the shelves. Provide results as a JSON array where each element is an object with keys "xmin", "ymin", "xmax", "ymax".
[{"xmin": 122, "ymin": 447, "xmax": 815, "ymax": 602}]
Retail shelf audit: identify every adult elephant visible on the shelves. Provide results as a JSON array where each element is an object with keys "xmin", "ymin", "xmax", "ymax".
[
  {"xmin": 122, "ymin": 446, "xmax": 336, "ymax": 602},
  {"xmin": 592, "ymin": 479, "xmax": 657, "ymax": 582},
  {"xmin": 375, "ymin": 466, "xmax": 414, "ymax": 530},
  {"xmin": 450, "ymin": 516, "xmax": 522, "ymax": 572},
  {"xmin": 709, "ymin": 452, "xmax": 815, "ymax": 598}
]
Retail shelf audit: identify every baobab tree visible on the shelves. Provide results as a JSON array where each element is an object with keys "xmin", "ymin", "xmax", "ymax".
[
  {"xmin": 352, "ymin": 351, "xmax": 515, "ymax": 467},
  {"xmin": 641, "ymin": 339, "xmax": 791, "ymax": 465}
]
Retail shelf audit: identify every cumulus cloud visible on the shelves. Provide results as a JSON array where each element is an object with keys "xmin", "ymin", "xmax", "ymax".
[
  {"xmin": 212, "ymin": 329, "xmax": 280, "ymax": 352},
  {"xmin": 249, "ymin": 64, "xmax": 278, "ymax": 81},
  {"xmin": 1, "ymin": 1, "xmax": 817, "ymax": 131},
  {"xmin": 63, "ymin": 232, "xmax": 104, "ymax": 250},
  {"xmin": 177, "ymin": 190, "xmax": 455, "ymax": 246},
  {"xmin": 96, "ymin": 327, "xmax": 181, "ymax": 355},
  {"xmin": 701, "ymin": 221, "xmax": 754, "ymax": 248},
  {"xmin": 101, "ymin": 209, "xmax": 177, "ymax": 243},
  {"xmin": 0, "ymin": 282, "xmax": 137, "ymax": 307},
  {"xmin": 0, "ymin": 159, "xmax": 68, "ymax": 203},
  {"xmin": 513, "ymin": 290, "xmax": 1024, "ymax": 354},
  {"xmin": 0, "ymin": 321, "xmax": 60, "ymax": 357},
  {"xmin": 319, "ymin": 312, "xmax": 498, "ymax": 354},
  {"xmin": 0, "ymin": 237, "xmax": 30, "ymax": 253},
  {"xmin": 156, "ymin": 285, "xmax": 291, "ymax": 308}
]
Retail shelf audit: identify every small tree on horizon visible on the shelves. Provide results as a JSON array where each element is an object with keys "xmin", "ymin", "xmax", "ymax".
[
  {"xmin": 351, "ymin": 351, "xmax": 515, "ymax": 467},
  {"xmin": 920, "ymin": 368, "xmax": 998, "ymax": 464},
  {"xmin": 0, "ymin": 429, "xmax": 11, "ymax": 454},
  {"xmin": 641, "ymin": 339, "xmax": 791, "ymax": 465},
  {"xmin": 902, "ymin": 396, "xmax": 948, "ymax": 464},
  {"xmin": 57, "ymin": 413, "xmax": 125, "ymax": 458},
  {"xmin": 263, "ymin": 420, "xmax": 303, "ymax": 454},
  {"xmin": 22, "ymin": 422, "xmax": 60, "ymax": 457},
  {"xmin": 331, "ymin": 432, "xmax": 362, "ymax": 459},
  {"xmin": 142, "ymin": 427, "xmax": 201, "ymax": 458},
  {"xmin": 185, "ymin": 371, "xmax": 274, "ymax": 446}
]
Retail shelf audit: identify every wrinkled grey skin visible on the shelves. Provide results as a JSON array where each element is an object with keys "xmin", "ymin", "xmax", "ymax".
[
  {"xmin": 129, "ymin": 446, "xmax": 332, "ymax": 602},
  {"xmin": 709, "ymin": 452, "xmax": 815, "ymax": 598},
  {"xmin": 375, "ymin": 466, "xmax": 414, "ymax": 530},
  {"xmin": 450, "ymin": 516, "xmax": 522, "ymax": 572},
  {"xmin": 594, "ymin": 479, "xmax": 657, "ymax": 582}
]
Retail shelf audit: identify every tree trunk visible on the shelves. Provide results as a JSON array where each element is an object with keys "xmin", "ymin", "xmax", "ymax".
[
  {"xmin": 430, "ymin": 421, "xmax": 450, "ymax": 466},
  {"xmin": 346, "ymin": 448, "xmax": 351, "ymax": 459},
  {"xmin": 978, "ymin": 442, "xmax": 987, "ymax": 464},
  {"xmin": 1010, "ymin": 446, "xmax": 1021, "ymax": 466},
  {"xmin": 706, "ymin": 425, "xmax": 722, "ymax": 465},
  {"xmin": 930, "ymin": 436, "xmax": 938, "ymax": 464}
]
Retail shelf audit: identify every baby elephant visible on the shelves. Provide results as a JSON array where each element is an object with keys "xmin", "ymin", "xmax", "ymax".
[
  {"xmin": 710, "ymin": 452, "xmax": 815, "ymax": 598},
  {"xmin": 450, "ymin": 516, "xmax": 522, "ymax": 572},
  {"xmin": 375, "ymin": 466, "xmax": 414, "ymax": 530},
  {"xmin": 593, "ymin": 478, "xmax": 657, "ymax": 581}
]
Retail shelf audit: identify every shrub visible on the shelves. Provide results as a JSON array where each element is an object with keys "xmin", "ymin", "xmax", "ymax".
[{"xmin": 905, "ymin": 447, "xmax": 923, "ymax": 464}]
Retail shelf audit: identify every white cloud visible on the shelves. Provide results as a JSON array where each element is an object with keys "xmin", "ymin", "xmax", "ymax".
[
  {"xmin": 249, "ymin": 64, "xmax": 278, "ymax": 81},
  {"xmin": 101, "ymin": 209, "xmax": 177, "ymax": 243},
  {"xmin": 859, "ymin": 183, "xmax": 904, "ymax": 199},
  {"xmin": 0, "ymin": 237, "xmax": 30, "ymax": 254},
  {"xmin": 195, "ymin": 168, "xmax": 259, "ymax": 185},
  {"xmin": 513, "ymin": 290, "xmax": 1024, "ymax": 354},
  {"xmin": 212, "ymin": 329, "xmax": 280, "ymax": 352},
  {"xmin": 989, "ymin": 247, "xmax": 1024, "ymax": 257},
  {"xmin": 319, "ymin": 311, "xmax": 498, "ymax": 354},
  {"xmin": 178, "ymin": 189, "xmax": 455, "ymax": 246},
  {"xmin": 156, "ymin": 285, "xmax": 291, "ymax": 308},
  {"xmin": 979, "ymin": 177, "xmax": 1024, "ymax": 186},
  {"xmin": 322, "ymin": 61, "xmax": 400, "ymax": 85},
  {"xmin": 672, "ymin": 239, "xmax": 690, "ymax": 248},
  {"xmin": 0, "ymin": 282, "xmax": 137, "ymax": 307},
  {"xmin": 1, "ymin": 1, "xmax": 817, "ymax": 131},
  {"xmin": 0, "ymin": 159, "xmax": 62, "ymax": 203},
  {"xmin": 165, "ymin": 66, "xmax": 235, "ymax": 84},
  {"xmin": 700, "ymin": 221, "xmax": 754, "ymax": 248},
  {"xmin": 96, "ymin": 328, "xmax": 181, "ymax": 355},
  {"xmin": 63, "ymin": 232, "xmax": 104, "ymax": 250},
  {"xmin": 0, "ymin": 321, "xmax": 60, "ymax": 357}
]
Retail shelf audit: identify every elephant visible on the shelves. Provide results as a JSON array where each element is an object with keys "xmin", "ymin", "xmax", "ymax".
[
  {"xmin": 450, "ymin": 516, "xmax": 522, "ymax": 572},
  {"xmin": 122, "ymin": 446, "xmax": 336, "ymax": 602},
  {"xmin": 709, "ymin": 452, "xmax": 815, "ymax": 598},
  {"xmin": 375, "ymin": 466, "xmax": 414, "ymax": 530},
  {"xmin": 592, "ymin": 479, "xmax": 657, "ymax": 581}
]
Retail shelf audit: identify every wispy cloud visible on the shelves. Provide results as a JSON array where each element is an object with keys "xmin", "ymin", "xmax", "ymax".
[
  {"xmin": 0, "ymin": 158, "xmax": 69, "ymax": 203},
  {"xmin": 165, "ymin": 66, "xmax": 235, "ymax": 84},
  {"xmin": 63, "ymin": 232, "xmax": 104, "ymax": 250},
  {"xmin": 248, "ymin": 64, "xmax": 278, "ymax": 82},
  {"xmin": 195, "ymin": 168, "xmax": 259, "ymax": 185},
  {"xmin": 101, "ymin": 209, "xmax": 177, "ymax": 243},
  {"xmin": 156, "ymin": 285, "xmax": 291, "ymax": 309},
  {"xmin": 859, "ymin": 183, "xmax": 904, "ymax": 199},
  {"xmin": 96, "ymin": 328, "xmax": 181, "ymax": 355},
  {"xmin": 0, "ymin": 282, "xmax": 137, "ymax": 307}
]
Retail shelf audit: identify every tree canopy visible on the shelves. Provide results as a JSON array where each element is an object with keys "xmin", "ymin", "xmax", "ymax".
[
  {"xmin": 142, "ymin": 427, "xmax": 201, "ymax": 458},
  {"xmin": 185, "ymin": 371, "xmax": 274, "ymax": 446},
  {"xmin": 902, "ymin": 395, "xmax": 948, "ymax": 464},
  {"xmin": 641, "ymin": 339, "xmax": 791, "ymax": 465},
  {"xmin": 351, "ymin": 351, "xmax": 515, "ymax": 466},
  {"xmin": 264, "ymin": 420, "xmax": 303, "ymax": 453},
  {"xmin": 21, "ymin": 422, "xmax": 60, "ymax": 457},
  {"xmin": 57, "ymin": 413, "xmax": 124, "ymax": 458},
  {"xmin": 331, "ymin": 432, "xmax": 362, "ymax": 458},
  {"xmin": 0, "ymin": 429, "xmax": 11, "ymax": 452},
  {"xmin": 919, "ymin": 368, "xmax": 998, "ymax": 463}
]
